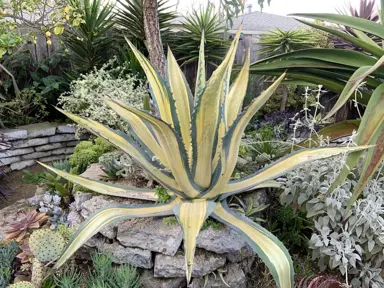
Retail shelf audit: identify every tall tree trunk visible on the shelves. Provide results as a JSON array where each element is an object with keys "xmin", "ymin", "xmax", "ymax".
[{"xmin": 143, "ymin": 0, "xmax": 166, "ymax": 77}]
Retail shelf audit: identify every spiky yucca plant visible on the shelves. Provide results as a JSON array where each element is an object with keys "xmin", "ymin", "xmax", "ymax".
[{"xmin": 41, "ymin": 29, "xmax": 369, "ymax": 288}]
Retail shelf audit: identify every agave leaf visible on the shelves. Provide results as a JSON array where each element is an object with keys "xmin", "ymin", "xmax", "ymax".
[
  {"xmin": 55, "ymin": 108, "xmax": 182, "ymax": 194},
  {"xmin": 347, "ymin": 121, "xmax": 384, "ymax": 212},
  {"xmin": 167, "ymin": 48, "xmax": 193, "ymax": 162},
  {"xmin": 39, "ymin": 162, "xmax": 159, "ymax": 201},
  {"xmin": 222, "ymin": 146, "xmax": 371, "ymax": 198},
  {"xmin": 295, "ymin": 19, "xmax": 384, "ymax": 58},
  {"xmin": 212, "ymin": 201, "xmax": 293, "ymax": 288},
  {"xmin": 329, "ymin": 84, "xmax": 384, "ymax": 192},
  {"xmin": 291, "ymin": 13, "xmax": 384, "ymax": 39},
  {"xmin": 126, "ymin": 38, "xmax": 173, "ymax": 125},
  {"xmin": 295, "ymin": 120, "xmax": 361, "ymax": 149},
  {"xmin": 173, "ymin": 201, "xmax": 216, "ymax": 282},
  {"xmin": 55, "ymin": 199, "xmax": 181, "ymax": 269},
  {"xmin": 203, "ymin": 74, "xmax": 285, "ymax": 199},
  {"xmin": 106, "ymin": 98, "xmax": 200, "ymax": 198},
  {"xmin": 323, "ymin": 66, "xmax": 372, "ymax": 120},
  {"xmin": 353, "ymin": 28, "xmax": 381, "ymax": 47},
  {"xmin": 103, "ymin": 99, "xmax": 169, "ymax": 167},
  {"xmin": 194, "ymin": 30, "xmax": 206, "ymax": 101},
  {"xmin": 192, "ymin": 29, "xmax": 241, "ymax": 188}
]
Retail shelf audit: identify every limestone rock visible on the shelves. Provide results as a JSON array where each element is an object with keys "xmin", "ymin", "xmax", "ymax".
[
  {"xmin": 21, "ymin": 151, "xmax": 52, "ymax": 160},
  {"xmin": 35, "ymin": 143, "xmax": 63, "ymax": 152},
  {"xmin": 140, "ymin": 269, "xmax": 186, "ymax": 288},
  {"xmin": 0, "ymin": 156, "xmax": 21, "ymax": 166},
  {"xmin": 51, "ymin": 147, "xmax": 75, "ymax": 155},
  {"xmin": 67, "ymin": 211, "xmax": 83, "ymax": 227},
  {"xmin": 56, "ymin": 125, "xmax": 77, "ymax": 134},
  {"xmin": 49, "ymin": 134, "xmax": 76, "ymax": 143},
  {"xmin": 12, "ymin": 138, "xmax": 49, "ymax": 149},
  {"xmin": 10, "ymin": 160, "xmax": 36, "ymax": 170},
  {"xmin": 80, "ymin": 164, "xmax": 107, "ymax": 181},
  {"xmin": 196, "ymin": 226, "xmax": 254, "ymax": 262},
  {"xmin": 117, "ymin": 218, "xmax": 183, "ymax": 256},
  {"xmin": 0, "ymin": 148, "xmax": 34, "ymax": 158},
  {"xmin": 66, "ymin": 141, "xmax": 79, "ymax": 147},
  {"xmin": 73, "ymin": 191, "xmax": 93, "ymax": 211},
  {"xmin": 0, "ymin": 128, "xmax": 28, "ymax": 141},
  {"xmin": 190, "ymin": 263, "xmax": 246, "ymax": 288},
  {"xmin": 39, "ymin": 155, "xmax": 69, "ymax": 163},
  {"xmin": 20, "ymin": 122, "xmax": 56, "ymax": 138},
  {"xmin": 154, "ymin": 249, "xmax": 226, "ymax": 278},
  {"xmin": 99, "ymin": 242, "xmax": 153, "ymax": 269}
]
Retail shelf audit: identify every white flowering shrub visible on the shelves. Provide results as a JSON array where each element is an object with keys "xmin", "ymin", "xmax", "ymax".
[
  {"xmin": 280, "ymin": 158, "xmax": 384, "ymax": 288},
  {"xmin": 59, "ymin": 59, "xmax": 147, "ymax": 130}
]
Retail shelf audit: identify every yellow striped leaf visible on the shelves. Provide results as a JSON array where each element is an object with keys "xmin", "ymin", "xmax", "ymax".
[
  {"xmin": 107, "ymin": 99, "xmax": 200, "ymax": 198},
  {"xmin": 55, "ymin": 199, "xmax": 181, "ymax": 269},
  {"xmin": 194, "ymin": 30, "xmax": 206, "ymax": 102},
  {"xmin": 104, "ymin": 99, "xmax": 169, "ymax": 167},
  {"xmin": 39, "ymin": 162, "xmax": 159, "ymax": 201},
  {"xmin": 56, "ymin": 108, "xmax": 182, "ymax": 194},
  {"xmin": 192, "ymin": 29, "xmax": 242, "ymax": 188},
  {"xmin": 329, "ymin": 84, "xmax": 384, "ymax": 192},
  {"xmin": 225, "ymin": 49, "xmax": 250, "ymax": 129},
  {"xmin": 167, "ymin": 49, "xmax": 193, "ymax": 162},
  {"xmin": 126, "ymin": 38, "xmax": 173, "ymax": 125},
  {"xmin": 203, "ymin": 74, "xmax": 285, "ymax": 199},
  {"xmin": 173, "ymin": 200, "xmax": 216, "ymax": 282},
  {"xmin": 221, "ymin": 146, "xmax": 371, "ymax": 199},
  {"xmin": 212, "ymin": 201, "xmax": 293, "ymax": 288}
]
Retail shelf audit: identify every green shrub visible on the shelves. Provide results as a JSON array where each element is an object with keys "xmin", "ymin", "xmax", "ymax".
[{"xmin": 69, "ymin": 138, "xmax": 115, "ymax": 173}]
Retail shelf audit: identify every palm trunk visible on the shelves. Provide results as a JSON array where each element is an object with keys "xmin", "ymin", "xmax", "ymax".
[{"xmin": 142, "ymin": 0, "xmax": 166, "ymax": 77}]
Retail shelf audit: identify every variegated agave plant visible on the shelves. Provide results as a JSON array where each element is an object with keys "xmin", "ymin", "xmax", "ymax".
[{"xmin": 41, "ymin": 29, "xmax": 368, "ymax": 288}]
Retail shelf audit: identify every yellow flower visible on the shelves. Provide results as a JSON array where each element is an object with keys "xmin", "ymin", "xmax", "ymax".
[
  {"xmin": 45, "ymin": 31, "xmax": 52, "ymax": 37},
  {"xmin": 65, "ymin": 15, "xmax": 70, "ymax": 21},
  {"xmin": 47, "ymin": 39, "xmax": 52, "ymax": 46},
  {"xmin": 64, "ymin": 6, "xmax": 70, "ymax": 14}
]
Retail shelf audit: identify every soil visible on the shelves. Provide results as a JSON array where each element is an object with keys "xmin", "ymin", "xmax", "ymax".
[{"xmin": 0, "ymin": 164, "xmax": 45, "ymax": 209}]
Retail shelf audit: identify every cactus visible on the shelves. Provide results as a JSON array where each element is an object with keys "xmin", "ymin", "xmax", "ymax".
[
  {"xmin": 9, "ymin": 281, "xmax": 35, "ymax": 288},
  {"xmin": 31, "ymin": 259, "xmax": 46, "ymax": 288},
  {"xmin": 29, "ymin": 229, "xmax": 65, "ymax": 262}
]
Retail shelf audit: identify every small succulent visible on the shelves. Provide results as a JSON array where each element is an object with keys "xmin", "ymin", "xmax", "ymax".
[
  {"xmin": 9, "ymin": 281, "xmax": 35, "ymax": 288},
  {"xmin": 39, "ymin": 193, "xmax": 67, "ymax": 229},
  {"xmin": 28, "ymin": 229, "xmax": 66, "ymax": 287},
  {"xmin": 229, "ymin": 195, "xmax": 269, "ymax": 222},
  {"xmin": 16, "ymin": 243, "xmax": 34, "ymax": 264},
  {"xmin": 29, "ymin": 229, "xmax": 65, "ymax": 263},
  {"xmin": 4, "ymin": 211, "xmax": 48, "ymax": 242}
]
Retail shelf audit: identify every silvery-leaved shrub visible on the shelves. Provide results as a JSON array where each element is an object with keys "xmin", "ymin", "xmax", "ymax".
[
  {"xmin": 59, "ymin": 58, "xmax": 147, "ymax": 130},
  {"xmin": 280, "ymin": 158, "xmax": 384, "ymax": 288}
]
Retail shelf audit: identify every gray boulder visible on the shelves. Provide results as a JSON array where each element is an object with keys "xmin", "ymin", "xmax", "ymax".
[
  {"xmin": 117, "ymin": 217, "xmax": 183, "ymax": 256},
  {"xmin": 190, "ymin": 263, "xmax": 246, "ymax": 288},
  {"xmin": 154, "ymin": 249, "xmax": 226, "ymax": 278},
  {"xmin": 140, "ymin": 269, "xmax": 186, "ymax": 288},
  {"xmin": 99, "ymin": 242, "xmax": 153, "ymax": 269}
]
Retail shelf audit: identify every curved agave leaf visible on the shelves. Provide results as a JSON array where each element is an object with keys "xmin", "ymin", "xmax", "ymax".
[
  {"xmin": 194, "ymin": 29, "xmax": 206, "ymax": 102},
  {"xmin": 56, "ymin": 108, "xmax": 182, "ymax": 194},
  {"xmin": 296, "ymin": 19, "xmax": 384, "ymax": 58},
  {"xmin": 173, "ymin": 201, "xmax": 216, "ymax": 282},
  {"xmin": 329, "ymin": 84, "xmax": 384, "ymax": 194},
  {"xmin": 54, "ymin": 199, "xmax": 181, "ymax": 269},
  {"xmin": 203, "ymin": 74, "xmax": 285, "ymax": 199},
  {"xmin": 291, "ymin": 13, "xmax": 384, "ymax": 39},
  {"xmin": 191, "ymin": 29, "xmax": 241, "ymax": 188},
  {"xmin": 212, "ymin": 201, "xmax": 293, "ymax": 288},
  {"xmin": 39, "ymin": 162, "xmax": 159, "ymax": 201},
  {"xmin": 221, "ymin": 146, "xmax": 371, "ymax": 198},
  {"xmin": 106, "ymin": 98, "xmax": 200, "ymax": 198}
]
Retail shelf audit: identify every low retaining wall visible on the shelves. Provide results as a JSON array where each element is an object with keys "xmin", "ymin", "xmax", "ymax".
[{"xmin": 0, "ymin": 122, "xmax": 82, "ymax": 171}]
